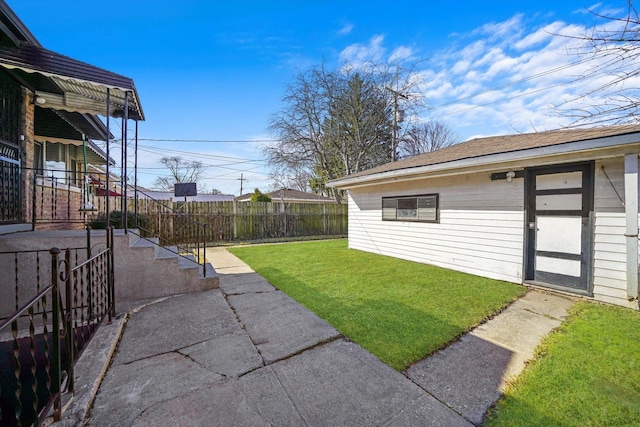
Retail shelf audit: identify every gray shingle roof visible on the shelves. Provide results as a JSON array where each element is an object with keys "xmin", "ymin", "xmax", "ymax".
[
  {"xmin": 342, "ymin": 125, "xmax": 640, "ymax": 180},
  {"xmin": 236, "ymin": 188, "xmax": 335, "ymax": 202}
]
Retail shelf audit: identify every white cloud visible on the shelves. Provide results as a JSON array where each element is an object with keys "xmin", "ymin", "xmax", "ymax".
[
  {"xmin": 337, "ymin": 23, "xmax": 354, "ymax": 36},
  {"xmin": 417, "ymin": 10, "xmax": 634, "ymax": 139},
  {"xmin": 389, "ymin": 46, "xmax": 414, "ymax": 63},
  {"xmin": 452, "ymin": 60, "xmax": 471, "ymax": 75},
  {"xmin": 339, "ymin": 36, "xmax": 415, "ymax": 68},
  {"xmin": 339, "ymin": 34, "xmax": 386, "ymax": 66},
  {"xmin": 475, "ymin": 14, "xmax": 524, "ymax": 43},
  {"xmin": 514, "ymin": 22, "xmax": 565, "ymax": 50}
]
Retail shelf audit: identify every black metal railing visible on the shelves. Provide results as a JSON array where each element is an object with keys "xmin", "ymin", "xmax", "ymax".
[
  {"xmin": 1, "ymin": 140, "xmax": 21, "ymax": 224},
  {"xmin": 29, "ymin": 167, "xmax": 123, "ymax": 229},
  {"xmin": 0, "ymin": 229, "xmax": 114, "ymax": 426},
  {"xmin": 130, "ymin": 186, "xmax": 208, "ymax": 278}
]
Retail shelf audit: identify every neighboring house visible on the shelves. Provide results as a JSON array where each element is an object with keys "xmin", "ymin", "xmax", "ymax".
[
  {"xmin": 0, "ymin": 0, "xmax": 144, "ymax": 231},
  {"xmin": 138, "ymin": 190, "xmax": 234, "ymax": 202},
  {"xmin": 328, "ymin": 126, "xmax": 640, "ymax": 310},
  {"xmin": 236, "ymin": 188, "xmax": 336, "ymax": 203}
]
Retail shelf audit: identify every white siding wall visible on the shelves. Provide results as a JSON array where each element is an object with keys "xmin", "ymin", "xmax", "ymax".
[
  {"xmin": 593, "ymin": 158, "xmax": 639, "ymax": 308},
  {"xmin": 347, "ymin": 157, "xmax": 639, "ymax": 309},
  {"xmin": 347, "ymin": 172, "xmax": 525, "ymax": 283}
]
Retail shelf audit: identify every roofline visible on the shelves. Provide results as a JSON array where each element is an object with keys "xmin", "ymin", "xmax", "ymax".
[
  {"xmin": 87, "ymin": 139, "xmax": 116, "ymax": 165},
  {"xmin": 329, "ymin": 131, "xmax": 640, "ymax": 189},
  {"xmin": 0, "ymin": 45, "xmax": 136, "ymax": 92},
  {"xmin": 0, "ymin": 0, "xmax": 41, "ymax": 46}
]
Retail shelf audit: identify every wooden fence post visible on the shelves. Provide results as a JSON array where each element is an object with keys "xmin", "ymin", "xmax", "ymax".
[{"xmin": 233, "ymin": 200, "xmax": 238, "ymax": 240}]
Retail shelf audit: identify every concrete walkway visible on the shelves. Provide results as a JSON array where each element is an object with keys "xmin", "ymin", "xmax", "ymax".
[{"xmin": 73, "ymin": 247, "xmax": 573, "ymax": 426}]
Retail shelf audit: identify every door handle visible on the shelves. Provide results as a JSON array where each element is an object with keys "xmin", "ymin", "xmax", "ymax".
[{"xmin": 528, "ymin": 222, "xmax": 536, "ymax": 230}]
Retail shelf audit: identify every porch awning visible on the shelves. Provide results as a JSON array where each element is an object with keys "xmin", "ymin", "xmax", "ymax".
[
  {"xmin": 95, "ymin": 188, "xmax": 122, "ymax": 197},
  {"xmin": 0, "ymin": 43, "xmax": 144, "ymax": 121},
  {"xmin": 34, "ymin": 107, "xmax": 116, "ymax": 165}
]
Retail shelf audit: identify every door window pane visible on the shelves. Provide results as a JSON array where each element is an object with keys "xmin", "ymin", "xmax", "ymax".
[{"xmin": 536, "ymin": 171, "xmax": 582, "ymax": 190}]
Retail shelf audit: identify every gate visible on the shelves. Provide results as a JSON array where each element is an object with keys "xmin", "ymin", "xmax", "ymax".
[{"xmin": 0, "ymin": 76, "xmax": 22, "ymax": 223}]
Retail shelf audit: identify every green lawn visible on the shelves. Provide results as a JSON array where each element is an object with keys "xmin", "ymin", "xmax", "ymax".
[
  {"xmin": 484, "ymin": 301, "xmax": 640, "ymax": 427},
  {"xmin": 229, "ymin": 239, "xmax": 525, "ymax": 370}
]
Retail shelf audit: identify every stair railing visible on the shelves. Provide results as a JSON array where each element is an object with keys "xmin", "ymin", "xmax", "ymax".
[
  {"xmin": 0, "ymin": 227, "xmax": 114, "ymax": 426},
  {"xmin": 127, "ymin": 186, "xmax": 208, "ymax": 277}
]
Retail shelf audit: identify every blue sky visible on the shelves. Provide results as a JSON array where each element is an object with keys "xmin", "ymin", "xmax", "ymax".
[{"xmin": 9, "ymin": 1, "xmax": 628, "ymax": 195}]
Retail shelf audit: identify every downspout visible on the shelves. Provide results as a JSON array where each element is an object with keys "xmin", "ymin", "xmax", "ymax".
[{"xmin": 624, "ymin": 153, "xmax": 639, "ymax": 303}]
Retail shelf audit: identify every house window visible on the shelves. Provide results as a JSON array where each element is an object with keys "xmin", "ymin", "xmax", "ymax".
[
  {"xmin": 34, "ymin": 142, "xmax": 44, "ymax": 174},
  {"xmin": 382, "ymin": 194, "xmax": 439, "ymax": 222}
]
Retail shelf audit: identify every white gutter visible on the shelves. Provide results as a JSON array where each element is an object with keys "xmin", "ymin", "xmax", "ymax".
[{"xmin": 329, "ymin": 132, "xmax": 640, "ymax": 189}]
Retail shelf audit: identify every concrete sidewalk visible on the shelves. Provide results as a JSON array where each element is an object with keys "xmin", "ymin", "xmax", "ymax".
[{"xmin": 74, "ymin": 247, "xmax": 573, "ymax": 426}]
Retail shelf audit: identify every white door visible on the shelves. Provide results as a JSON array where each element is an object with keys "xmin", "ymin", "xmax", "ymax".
[{"xmin": 525, "ymin": 163, "xmax": 593, "ymax": 294}]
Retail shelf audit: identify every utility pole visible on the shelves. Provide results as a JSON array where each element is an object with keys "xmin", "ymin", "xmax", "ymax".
[
  {"xmin": 237, "ymin": 173, "xmax": 247, "ymax": 195},
  {"xmin": 386, "ymin": 87, "xmax": 408, "ymax": 162}
]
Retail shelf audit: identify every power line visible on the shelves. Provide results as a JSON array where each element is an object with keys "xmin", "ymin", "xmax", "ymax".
[
  {"xmin": 135, "ymin": 138, "xmax": 280, "ymax": 143},
  {"xmin": 437, "ymin": 82, "xmax": 567, "ymax": 117},
  {"xmin": 431, "ymin": 57, "xmax": 594, "ymax": 111}
]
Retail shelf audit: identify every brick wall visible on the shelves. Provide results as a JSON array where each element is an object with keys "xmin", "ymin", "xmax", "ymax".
[
  {"xmin": 33, "ymin": 180, "xmax": 87, "ymax": 230},
  {"xmin": 21, "ymin": 88, "xmax": 35, "ymax": 223}
]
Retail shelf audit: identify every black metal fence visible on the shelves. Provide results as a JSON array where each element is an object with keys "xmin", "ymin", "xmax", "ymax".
[
  {"xmin": 0, "ymin": 75, "xmax": 22, "ymax": 224},
  {"xmin": 30, "ymin": 168, "xmax": 120, "ymax": 229},
  {"xmin": 129, "ymin": 188, "xmax": 209, "ymax": 277},
  {"xmin": 0, "ymin": 230, "xmax": 114, "ymax": 426},
  {"xmin": 0, "ymin": 140, "xmax": 21, "ymax": 224}
]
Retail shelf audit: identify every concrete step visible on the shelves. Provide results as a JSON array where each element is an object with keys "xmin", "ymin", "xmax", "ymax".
[
  {"xmin": 177, "ymin": 255, "xmax": 218, "ymax": 279},
  {"xmin": 130, "ymin": 236, "xmax": 159, "ymax": 248},
  {"xmin": 155, "ymin": 245, "xmax": 178, "ymax": 260},
  {"xmin": 117, "ymin": 233, "xmax": 219, "ymax": 301}
]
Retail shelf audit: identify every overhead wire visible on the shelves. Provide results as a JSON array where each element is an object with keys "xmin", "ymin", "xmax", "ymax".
[
  {"xmin": 94, "ymin": 50, "xmax": 609, "ymax": 193},
  {"xmin": 431, "ymin": 56, "xmax": 595, "ymax": 110}
]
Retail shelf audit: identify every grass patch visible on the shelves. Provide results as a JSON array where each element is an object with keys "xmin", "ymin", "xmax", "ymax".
[
  {"xmin": 229, "ymin": 239, "xmax": 525, "ymax": 371},
  {"xmin": 484, "ymin": 301, "xmax": 640, "ymax": 426}
]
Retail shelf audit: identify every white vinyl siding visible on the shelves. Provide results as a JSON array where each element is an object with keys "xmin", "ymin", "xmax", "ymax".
[
  {"xmin": 345, "ymin": 156, "xmax": 638, "ymax": 309},
  {"xmin": 347, "ymin": 172, "xmax": 524, "ymax": 283},
  {"xmin": 592, "ymin": 158, "xmax": 639, "ymax": 308}
]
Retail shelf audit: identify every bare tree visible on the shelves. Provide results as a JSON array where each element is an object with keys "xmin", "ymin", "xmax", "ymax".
[
  {"xmin": 266, "ymin": 62, "xmax": 425, "ymax": 202},
  {"xmin": 268, "ymin": 164, "xmax": 311, "ymax": 192},
  {"xmin": 153, "ymin": 156, "xmax": 206, "ymax": 191},
  {"xmin": 555, "ymin": 1, "xmax": 640, "ymax": 126},
  {"xmin": 399, "ymin": 120, "xmax": 460, "ymax": 158}
]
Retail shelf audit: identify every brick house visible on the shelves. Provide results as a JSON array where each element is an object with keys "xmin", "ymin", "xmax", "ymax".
[{"xmin": 0, "ymin": 1, "xmax": 144, "ymax": 232}]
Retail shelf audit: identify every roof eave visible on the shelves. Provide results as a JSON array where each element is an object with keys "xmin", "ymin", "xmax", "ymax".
[
  {"xmin": 329, "ymin": 132, "xmax": 640, "ymax": 189},
  {"xmin": 0, "ymin": 1, "xmax": 41, "ymax": 46},
  {"xmin": 0, "ymin": 44, "xmax": 145, "ymax": 121}
]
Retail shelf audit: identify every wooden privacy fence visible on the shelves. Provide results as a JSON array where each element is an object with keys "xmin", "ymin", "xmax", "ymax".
[{"xmin": 134, "ymin": 200, "xmax": 348, "ymax": 244}]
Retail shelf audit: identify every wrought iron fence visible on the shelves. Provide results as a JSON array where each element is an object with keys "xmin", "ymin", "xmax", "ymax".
[
  {"xmin": 129, "ymin": 187, "xmax": 208, "ymax": 277},
  {"xmin": 0, "ymin": 75, "xmax": 22, "ymax": 224},
  {"xmin": 0, "ymin": 140, "xmax": 21, "ymax": 224},
  {"xmin": 29, "ymin": 168, "xmax": 123, "ymax": 230},
  {"xmin": 0, "ymin": 230, "xmax": 114, "ymax": 426}
]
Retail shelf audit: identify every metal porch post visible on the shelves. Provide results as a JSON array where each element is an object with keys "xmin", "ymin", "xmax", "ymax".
[
  {"xmin": 122, "ymin": 92, "xmax": 129, "ymax": 231},
  {"xmin": 105, "ymin": 89, "xmax": 111, "ymax": 230},
  {"xmin": 50, "ymin": 247, "xmax": 61, "ymax": 421},
  {"xmin": 134, "ymin": 120, "xmax": 139, "ymax": 227}
]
